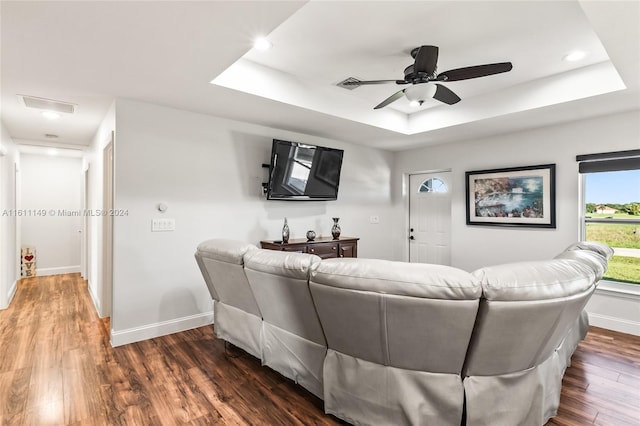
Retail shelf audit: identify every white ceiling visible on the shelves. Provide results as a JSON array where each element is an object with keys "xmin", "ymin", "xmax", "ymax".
[{"xmin": 1, "ymin": 1, "xmax": 639, "ymax": 152}]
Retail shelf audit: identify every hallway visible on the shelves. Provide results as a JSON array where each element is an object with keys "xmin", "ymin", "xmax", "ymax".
[
  {"xmin": 0, "ymin": 274, "xmax": 110, "ymax": 424},
  {"xmin": 0, "ymin": 274, "xmax": 336, "ymax": 425}
]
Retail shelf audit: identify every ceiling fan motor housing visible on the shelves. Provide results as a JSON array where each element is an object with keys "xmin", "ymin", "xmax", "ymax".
[{"xmin": 403, "ymin": 64, "xmax": 436, "ymax": 83}]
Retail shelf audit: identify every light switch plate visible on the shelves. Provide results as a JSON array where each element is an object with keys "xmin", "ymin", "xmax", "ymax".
[{"xmin": 152, "ymin": 218, "xmax": 175, "ymax": 232}]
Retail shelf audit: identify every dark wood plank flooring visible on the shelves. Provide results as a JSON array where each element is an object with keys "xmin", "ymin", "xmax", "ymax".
[{"xmin": 0, "ymin": 274, "xmax": 638, "ymax": 425}]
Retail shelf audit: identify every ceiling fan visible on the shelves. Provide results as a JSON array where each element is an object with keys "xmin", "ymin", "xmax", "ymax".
[{"xmin": 342, "ymin": 45, "xmax": 513, "ymax": 110}]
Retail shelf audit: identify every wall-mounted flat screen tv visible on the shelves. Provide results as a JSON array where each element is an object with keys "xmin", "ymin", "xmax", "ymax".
[{"xmin": 267, "ymin": 139, "xmax": 344, "ymax": 201}]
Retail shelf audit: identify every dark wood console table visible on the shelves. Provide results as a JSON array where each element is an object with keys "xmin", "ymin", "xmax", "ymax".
[{"xmin": 260, "ymin": 236, "xmax": 359, "ymax": 259}]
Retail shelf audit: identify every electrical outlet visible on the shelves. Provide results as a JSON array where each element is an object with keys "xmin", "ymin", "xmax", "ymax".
[{"xmin": 369, "ymin": 215, "xmax": 380, "ymax": 224}]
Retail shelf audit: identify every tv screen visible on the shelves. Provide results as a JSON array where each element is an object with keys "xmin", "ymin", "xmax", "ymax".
[{"xmin": 267, "ymin": 139, "xmax": 344, "ymax": 201}]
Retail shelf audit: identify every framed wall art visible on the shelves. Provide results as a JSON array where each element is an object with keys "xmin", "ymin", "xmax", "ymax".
[{"xmin": 465, "ymin": 164, "xmax": 556, "ymax": 228}]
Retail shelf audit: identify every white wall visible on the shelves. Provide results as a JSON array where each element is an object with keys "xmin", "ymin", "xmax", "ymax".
[
  {"xmin": 0, "ymin": 121, "xmax": 19, "ymax": 309},
  {"xmin": 20, "ymin": 153, "xmax": 82, "ymax": 275},
  {"xmin": 394, "ymin": 110, "xmax": 640, "ymax": 334},
  {"xmin": 110, "ymin": 98, "xmax": 395, "ymax": 345},
  {"xmin": 394, "ymin": 110, "xmax": 640, "ymax": 268},
  {"xmin": 95, "ymin": 99, "xmax": 638, "ymax": 344}
]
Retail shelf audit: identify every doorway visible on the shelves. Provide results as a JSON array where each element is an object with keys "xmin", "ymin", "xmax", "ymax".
[
  {"xmin": 20, "ymin": 153, "xmax": 82, "ymax": 276},
  {"xmin": 408, "ymin": 171, "xmax": 452, "ymax": 265}
]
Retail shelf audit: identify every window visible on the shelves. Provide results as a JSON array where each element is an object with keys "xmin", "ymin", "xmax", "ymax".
[
  {"xmin": 578, "ymin": 150, "xmax": 640, "ymax": 285},
  {"xmin": 284, "ymin": 146, "xmax": 313, "ymax": 194},
  {"xmin": 419, "ymin": 178, "xmax": 448, "ymax": 193}
]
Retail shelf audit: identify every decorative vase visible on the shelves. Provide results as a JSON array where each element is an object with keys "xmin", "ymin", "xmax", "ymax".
[
  {"xmin": 282, "ymin": 218, "xmax": 290, "ymax": 243},
  {"xmin": 331, "ymin": 217, "xmax": 341, "ymax": 239},
  {"xmin": 306, "ymin": 230, "xmax": 316, "ymax": 241}
]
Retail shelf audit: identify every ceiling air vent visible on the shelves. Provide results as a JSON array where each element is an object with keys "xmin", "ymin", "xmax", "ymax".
[
  {"xmin": 336, "ymin": 77, "xmax": 362, "ymax": 90},
  {"xmin": 18, "ymin": 95, "xmax": 76, "ymax": 114}
]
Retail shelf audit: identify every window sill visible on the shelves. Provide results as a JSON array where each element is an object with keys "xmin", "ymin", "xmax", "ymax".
[{"xmin": 595, "ymin": 279, "xmax": 640, "ymax": 299}]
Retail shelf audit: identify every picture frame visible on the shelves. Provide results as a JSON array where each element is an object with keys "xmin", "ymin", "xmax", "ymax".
[{"xmin": 465, "ymin": 164, "xmax": 556, "ymax": 228}]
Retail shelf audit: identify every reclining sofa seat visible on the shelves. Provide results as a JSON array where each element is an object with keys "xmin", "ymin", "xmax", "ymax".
[
  {"xmin": 243, "ymin": 249, "xmax": 326, "ymax": 398},
  {"xmin": 309, "ymin": 258, "xmax": 482, "ymax": 426},
  {"xmin": 553, "ymin": 242, "xmax": 613, "ymax": 367},
  {"xmin": 194, "ymin": 239, "xmax": 262, "ymax": 358},
  {"xmin": 194, "ymin": 239, "xmax": 612, "ymax": 426},
  {"xmin": 463, "ymin": 242, "xmax": 613, "ymax": 426}
]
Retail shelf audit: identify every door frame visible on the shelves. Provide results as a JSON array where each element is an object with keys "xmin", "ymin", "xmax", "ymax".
[
  {"xmin": 102, "ymin": 137, "xmax": 114, "ymax": 319},
  {"xmin": 81, "ymin": 165, "xmax": 89, "ymax": 279},
  {"xmin": 14, "ymin": 161, "xmax": 21, "ymax": 288},
  {"xmin": 403, "ymin": 168, "xmax": 452, "ymax": 262}
]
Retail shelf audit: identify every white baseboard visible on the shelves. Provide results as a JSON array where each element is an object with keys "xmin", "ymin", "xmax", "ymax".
[
  {"xmin": 35, "ymin": 265, "xmax": 81, "ymax": 276},
  {"xmin": 587, "ymin": 284, "xmax": 640, "ymax": 336},
  {"xmin": 0, "ymin": 280, "xmax": 18, "ymax": 310},
  {"xmin": 86, "ymin": 281, "xmax": 102, "ymax": 318},
  {"xmin": 588, "ymin": 312, "xmax": 640, "ymax": 336},
  {"xmin": 110, "ymin": 311, "xmax": 214, "ymax": 347},
  {"xmin": 8, "ymin": 280, "xmax": 17, "ymax": 305}
]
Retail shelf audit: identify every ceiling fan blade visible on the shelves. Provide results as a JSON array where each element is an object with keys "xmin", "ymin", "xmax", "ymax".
[
  {"xmin": 437, "ymin": 62, "xmax": 513, "ymax": 82},
  {"xmin": 343, "ymin": 79, "xmax": 408, "ymax": 86},
  {"xmin": 433, "ymin": 84, "xmax": 461, "ymax": 105},
  {"xmin": 413, "ymin": 45, "xmax": 439, "ymax": 75},
  {"xmin": 374, "ymin": 89, "xmax": 406, "ymax": 109}
]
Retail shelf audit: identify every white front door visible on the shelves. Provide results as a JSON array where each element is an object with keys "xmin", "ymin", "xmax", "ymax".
[{"xmin": 409, "ymin": 172, "xmax": 452, "ymax": 265}]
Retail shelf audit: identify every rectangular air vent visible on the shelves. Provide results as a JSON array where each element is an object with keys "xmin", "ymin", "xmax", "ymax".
[
  {"xmin": 336, "ymin": 77, "xmax": 362, "ymax": 90},
  {"xmin": 18, "ymin": 95, "xmax": 76, "ymax": 114}
]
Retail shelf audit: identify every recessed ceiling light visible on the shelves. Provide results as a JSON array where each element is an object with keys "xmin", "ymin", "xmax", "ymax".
[
  {"xmin": 47, "ymin": 148, "xmax": 58, "ymax": 156},
  {"xmin": 41, "ymin": 111, "xmax": 61, "ymax": 120},
  {"xmin": 563, "ymin": 50, "xmax": 587, "ymax": 62},
  {"xmin": 253, "ymin": 37, "xmax": 273, "ymax": 51}
]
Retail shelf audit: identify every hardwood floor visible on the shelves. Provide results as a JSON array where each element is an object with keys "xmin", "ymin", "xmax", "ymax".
[{"xmin": 0, "ymin": 274, "xmax": 638, "ymax": 425}]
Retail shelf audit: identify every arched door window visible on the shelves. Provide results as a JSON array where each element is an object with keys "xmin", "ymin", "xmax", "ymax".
[{"xmin": 418, "ymin": 177, "xmax": 448, "ymax": 193}]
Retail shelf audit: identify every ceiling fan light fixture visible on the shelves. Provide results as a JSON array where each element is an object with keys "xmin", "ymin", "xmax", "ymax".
[{"xmin": 404, "ymin": 84, "xmax": 437, "ymax": 104}]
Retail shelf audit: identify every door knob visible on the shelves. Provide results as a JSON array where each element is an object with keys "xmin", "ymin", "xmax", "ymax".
[{"xmin": 410, "ymin": 228, "xmax": 414, "ymax": 232}]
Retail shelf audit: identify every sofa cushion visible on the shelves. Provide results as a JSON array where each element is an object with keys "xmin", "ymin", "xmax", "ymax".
[
  {"xmin": 195, "ymin": 238, "xmax": 261, "ymax": 315},
  {"xmin": 312, "ymin": 258, "xmax": 481, "ymax": 300},
  {"xmin": 196, "ymin": 239, "xmax": 257, "ymax": 265},
  {"xmin": 244, "ymin": 249, "xmax": 324, "ymax": 344},
  {"xmin": 564, "ymin": 241, "xmax": 614, "ymax": 260},
  {"xmin": 244, "ymin": 249, "xmax": 321, "ymax": 279},
  {"xmin": 554, "ymin": 249, "xmax": 608, "ymax": 280},
  {"xmin": 472, "ymin": 259, "xmax": 596, "ymax": 301}
]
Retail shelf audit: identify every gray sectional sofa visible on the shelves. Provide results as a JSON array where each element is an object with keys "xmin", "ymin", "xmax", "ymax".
[{"xmin": 195, "ymin": 239, "xmax": 612, "ymax": 426}]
